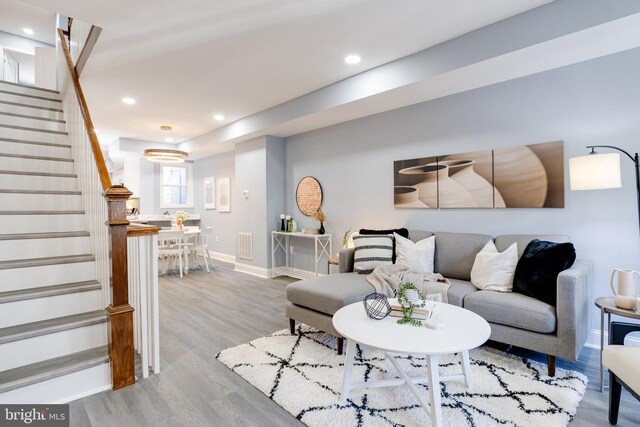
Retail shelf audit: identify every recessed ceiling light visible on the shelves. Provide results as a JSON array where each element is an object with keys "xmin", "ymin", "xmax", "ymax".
[
  {"xmin": 122, "ymin": 97, "xmax": 136, "ymax": 105},
  {"xmin": 344, "ymin": 55, "xmax": 361, "ymax": 64},
  {"xmin": 164, "ymin": 137, "xmax": 174, "ymax": 143},
  {"xmin": 23, "ymin": 28, "xmax": 34, "ymax": 35},
  {"xmin": 214, "ymin": 114, "xmax": 225, "ymax": 121}
]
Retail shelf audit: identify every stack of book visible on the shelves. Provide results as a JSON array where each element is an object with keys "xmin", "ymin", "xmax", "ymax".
[{"xmin": 389, "ymin": 303, "xmax": 433, "ymax": 320}]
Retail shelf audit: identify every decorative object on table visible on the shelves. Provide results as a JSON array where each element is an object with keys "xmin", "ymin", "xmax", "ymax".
[
  {"xmin": 396, "ymin": 282, "xmax": 427, "ymax": 326},
  {"xmin": 280, "ymin": 214, "xmax": 286, "ymax": 231},
  {"xmin": 569, "ymin": 144, "xmax": 639, "ymax": 233},
  {"xmin": 302, "ymin": 227, "xmax": 318, "ymax": 235},
  {"xmin": 175, "ymin": 210, "xmax": 190, "ymax": 230},
  {"xmin": 204, "ymin": 176, "xmax": 216, "ymax": 209},
  {"xmin": 217, "ymin": 326, "xmax": 587, "ymax": 427},
  {"xmin": 292, "ymin": 219, "xmax": 297, "ymax": 233},
  {"xmin": 217, "ymin": 176, "xmax": 231, "ymax": 212},
  {"xmin": 296, "ymin": 176, "xmax": 323, "ymax": 216},
  {"xmin": 341, "ymin": 226, "xmax": 352, "ymax": 249},
  {"xmin": 126, "ymin": 197, "xmax": 140, "ymax": 215},
  {"xmin": 610, "ymin": 268, "xmax": 640, "ymax": 310},
  {"xmin": 393, "ymin": 141, "xmax": 564, "ymax": 208},
  {"xmin": 362, "ymin": 293, "xmax": 391, "ymax": 320},
  {"xmin": 312, "ymin": 209, "xmax": 326, "ymax": 235}
]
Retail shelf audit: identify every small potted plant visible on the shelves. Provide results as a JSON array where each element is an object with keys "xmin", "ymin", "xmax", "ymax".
[
  {"xmin": 396, "ymin": 282, "xmax": 426, "ymax": 326},
  {"xmin": 312, "ymin": 209, "xmax": 326, "ymax": 235}
]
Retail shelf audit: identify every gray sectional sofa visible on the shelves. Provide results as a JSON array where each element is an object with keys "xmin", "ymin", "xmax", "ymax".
[{"xmin": 285, "ymin": 230, "xmax": 593, "ymax": 376}]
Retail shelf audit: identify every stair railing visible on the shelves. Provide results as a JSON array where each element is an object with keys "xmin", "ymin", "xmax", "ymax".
[{"xmin": 57, "ymin": 27, "xmax": 135, "ymax": 390}]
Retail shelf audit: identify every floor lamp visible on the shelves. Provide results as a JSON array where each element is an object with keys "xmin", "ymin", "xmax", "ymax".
[{"xmin": 569, "ymin": 145, "xmax": 640, "ymax": 234}]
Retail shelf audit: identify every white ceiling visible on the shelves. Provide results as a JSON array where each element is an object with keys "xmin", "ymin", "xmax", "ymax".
[
  {"xmin": 15, "ymin": 0, "xmax": 551, "ymax": 146},
  {"xmin": 0, "ymin": 0, "xmax": 56, "ymax": 45}
]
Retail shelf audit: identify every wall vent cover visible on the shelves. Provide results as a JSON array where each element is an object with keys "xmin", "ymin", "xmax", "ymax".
[{"xmin": 238, "ymin": 232, "xmax": 253, "ymax": 260}]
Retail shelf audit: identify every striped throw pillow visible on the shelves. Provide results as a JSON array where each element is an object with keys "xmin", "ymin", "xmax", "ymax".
[{"xmin": 353, "ymin": 234, "xmax": 394, "ymax": 274}]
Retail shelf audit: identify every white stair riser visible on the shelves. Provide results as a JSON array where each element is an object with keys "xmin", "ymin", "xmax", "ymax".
[
  {"xmin": 0, "ymin": 261, "xmax": 95, "ymax": 292},
  {"xmin": 0, "ymin": 290, "xmax": 102, "ymax": 328},
  {"xmin": 0, "ymin": 173, "xmax": 76, "ymax": 191},
  {"xmin": 0, "ymin": 363, "xmax": 110, "ymax": 404},
  {"xmin": 0, "ymin": 140, "xmax": 70, "ymax": 158},
  {"xmin": 0, "ymin": 236, "xmax": 91, "ymax": 261},
  {"xmin": 0, "ymin": 214, "xmax": 86, "ymax": 234},
  {"xmin": 0, "ymin": 92, "xmax": 62, "ymax": 110},
  {"xmin": 0, "ymin": 157, "xmax": 74, "ymax": 174},
  {"xmin": 0, "ymin": 323, "xmax": 107, "ymax": 371},
  {"xmin": 0, "ymin": 82, "xmax": 60, "ymax": 100},
  {"xmin": 0, "ymin": 115, "xmax": 66, "ymax": 132},
  {"xmin": 0, "ymin": 193, "xmax": 82, "ymax": 211},
  {"xmin": 0, "ymin": 126, "xmax": 68, "ymax": 145},
  {"xmin": 0, "ymin": 102, "xmax": 63, "ymax": 120}
]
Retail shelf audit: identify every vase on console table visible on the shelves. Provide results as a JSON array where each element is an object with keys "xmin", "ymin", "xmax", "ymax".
[{"xmin": 319, "ymin": 222, "xmax": 325, "ymax": 235}]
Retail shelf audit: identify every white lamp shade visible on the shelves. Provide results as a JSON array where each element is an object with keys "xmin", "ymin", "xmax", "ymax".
[{"xmin": 569, "ymin": 152, "xmax": 622, "ymax": 190}]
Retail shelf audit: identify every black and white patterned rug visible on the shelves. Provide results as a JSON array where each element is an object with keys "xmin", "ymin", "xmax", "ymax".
[{"xmin": 216, "ymin": 326, "xmax": 587, "ymax": 427}]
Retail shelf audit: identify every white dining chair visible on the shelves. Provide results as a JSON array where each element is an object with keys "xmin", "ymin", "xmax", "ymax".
[
  {"xmin": 189, "ymin": 227, "xmax": 214, "ymax": 272},
  {"xmin": 158, "ymin": 230, "xmax": 188, "ymax": 278}
]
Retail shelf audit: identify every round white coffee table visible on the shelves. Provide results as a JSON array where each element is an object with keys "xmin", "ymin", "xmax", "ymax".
[{"xmin": 332, "ymin": 299, "xmax": 491, "ymax": 427}]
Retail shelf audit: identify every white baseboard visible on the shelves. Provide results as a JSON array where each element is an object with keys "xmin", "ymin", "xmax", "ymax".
[
  {"xmin": 234, "ymin": 262, "xmax": 271, "ymax": 279},
  {"xmin": 585, "ymin": 327, "xmax": 640, "ymax": 349},
  {"xmin": 207, "ymin": 250, "xmax": 236, "ymax": 264}
]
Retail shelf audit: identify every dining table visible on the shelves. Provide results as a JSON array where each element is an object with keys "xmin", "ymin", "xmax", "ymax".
[{"xmin": 158, "ymin": 227, "xmax": 203, "ymax": 273}]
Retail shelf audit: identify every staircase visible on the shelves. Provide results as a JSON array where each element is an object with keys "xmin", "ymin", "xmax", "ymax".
[{"xmin": 0, "ymin": 80, "xmax": 111, "ymax": 403}]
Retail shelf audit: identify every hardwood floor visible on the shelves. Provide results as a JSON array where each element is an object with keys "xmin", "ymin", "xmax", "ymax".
[{"xmin": 70, "ymin": 263, "xmax": 640, "ymax": 426}]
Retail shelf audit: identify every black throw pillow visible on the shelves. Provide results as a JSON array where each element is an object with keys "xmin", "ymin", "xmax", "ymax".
[
  {"xmin": 513, "ymin": 239, "xmax": 576, "ymax": 306},
  {"xmin": 359, "ymin": 228, "xmax": 409, "ymax": 263},
  {"xmin": 359, "ymin": 228, "xmax": 409, "ymax": 238}
]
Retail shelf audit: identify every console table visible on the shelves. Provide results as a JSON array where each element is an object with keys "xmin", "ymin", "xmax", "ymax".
[{"xmin": 271, "ymin": 231, "xmax": 332, "ymax": 280}]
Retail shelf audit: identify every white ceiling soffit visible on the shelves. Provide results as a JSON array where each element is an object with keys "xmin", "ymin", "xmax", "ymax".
[
  {"xmin": 0, "ymin": 0, "xmax": 56, "ymax": 45},
  {"xmin": 18, "ymin": 0, "xmax": 550, "ymax": 145},
  {"xmin": 180, "ymin": 1, "xmax": 640, "ymax": 159}
]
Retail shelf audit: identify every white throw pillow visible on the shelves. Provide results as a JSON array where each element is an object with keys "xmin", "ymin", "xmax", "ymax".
[
  {"xmin": 470, "ymin": 241, "xmax": 518, "ymax": 292},
  {"xmin": 394, "ymin": 233, "xmax": 435, "ymax": 273},
  {"xmin": 352, "ymin": 234, "xmax": 394, "ymax": 274}
]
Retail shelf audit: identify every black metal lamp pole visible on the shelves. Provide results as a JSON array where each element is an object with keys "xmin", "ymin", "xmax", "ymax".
[{"xmin": 586, "ymin": 145, "xmax": 640, "ymax": 234}]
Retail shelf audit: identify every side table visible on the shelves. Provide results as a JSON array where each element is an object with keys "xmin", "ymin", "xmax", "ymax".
[
  {"xmin": 594, "ymin": 296, "xmax": 640, "ymax": 392},
  {"xmin": 327, "ymin": 257, "xmax": 339, "ymax": 274}
]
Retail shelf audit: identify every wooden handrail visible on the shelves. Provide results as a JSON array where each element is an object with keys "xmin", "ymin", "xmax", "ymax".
[
  {"xmin": 57, "ymin": 27, "xmax": 135, "ymax": 390},
  {"xmin": 57, "ymin": 28, "xmax": 111, "ymax": 191},
  {"xmin": 127, "ymin": 224, "xmax": 162, "ymax": 236}
]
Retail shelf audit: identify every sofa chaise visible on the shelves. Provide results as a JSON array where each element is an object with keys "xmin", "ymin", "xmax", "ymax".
[{"xmin": 285, "ymin": 230, "xmax": 592, "ymax": 376}]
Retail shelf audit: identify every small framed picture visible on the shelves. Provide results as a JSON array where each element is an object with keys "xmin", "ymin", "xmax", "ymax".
[
  {"xmin": 204, "ymin": 177, "xmax": 215, "ymax": 210},
  {"xmin": 218, "ymin": 177, "xmax": 231, "ymax": 212}
]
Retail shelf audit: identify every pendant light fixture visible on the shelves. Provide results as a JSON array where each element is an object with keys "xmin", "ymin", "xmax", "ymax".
[{"xmin": 144, "ymin": 148, "xmax": 188, "ymax": 163}]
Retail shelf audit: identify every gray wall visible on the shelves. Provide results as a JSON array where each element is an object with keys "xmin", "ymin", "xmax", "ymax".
[
  {"xmin": 284, "ymin": 47, "xmax": 640, "ymax": 330},
  {"xmin": 194, "ymin": 151, "xmax": 236, "ymax": 257}
]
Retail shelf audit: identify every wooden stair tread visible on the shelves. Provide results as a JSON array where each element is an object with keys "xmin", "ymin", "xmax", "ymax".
[
  {"xmin": 0, "ymin": 100, "xmax": 63, "ymax": 113},
  {"xmin": 0, "ymin": 123, "xmax": 67, "ymax": 135},
  {"xmin": 0, "ymin": 210, "xmax": 84, "ymax": 215},
  {"xmin": 0, "ymin": 81, "xmax": 60, "ymax": 95},
  {"xmin": 0, "ymin": 310, "xmax": 107, "ymax": 345},
  {"xmin": 0, "ymin": 137, "xmax": 70, "ymax": 148},
  {"xmin": 0, "ymin": 254, "xmax": 95, "ymax": 270},
  {"xmin": 0, "ymin": 89, "xmax": 61, "ymax": 103},
  {"xmin": 0, "ymin": 111, "xmax": 65, "ymax": 123},
  {"xmin": 0, "ymin": 170, "xmax": 76, "ymax": 178},
  {"xmin": 0, "ymin": 152, "xmax": 73, "ymax": 162},
  {"xmin": 0, "ymin": 189, "xmax": 81, "ymax": 195},
  {"xmin": 0, "ymin": 345, "xmax": 108, "ymax": 394},
  {"xmin": 0, "ymin": 280, "xmax": 101, "ymax": 304},
  {"xmin": 0, "ymin": 231, "xmax": 89, "ymax": 240}
]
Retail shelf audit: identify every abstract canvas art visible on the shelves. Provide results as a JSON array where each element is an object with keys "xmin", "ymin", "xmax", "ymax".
[{"xmin": 393, "ymin": 141, "xmax": 564, "ymax": 209}]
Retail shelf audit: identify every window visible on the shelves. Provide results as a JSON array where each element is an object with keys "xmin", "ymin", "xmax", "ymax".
[{"xmin": 161, "ymin": 164, "xmax": 193, "ymax": 208}]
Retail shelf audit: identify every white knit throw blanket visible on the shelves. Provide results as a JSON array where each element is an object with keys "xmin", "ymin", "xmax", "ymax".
[{"xmin": 366, "ymin": 264, "xmax": 450, "ymax": 303}]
